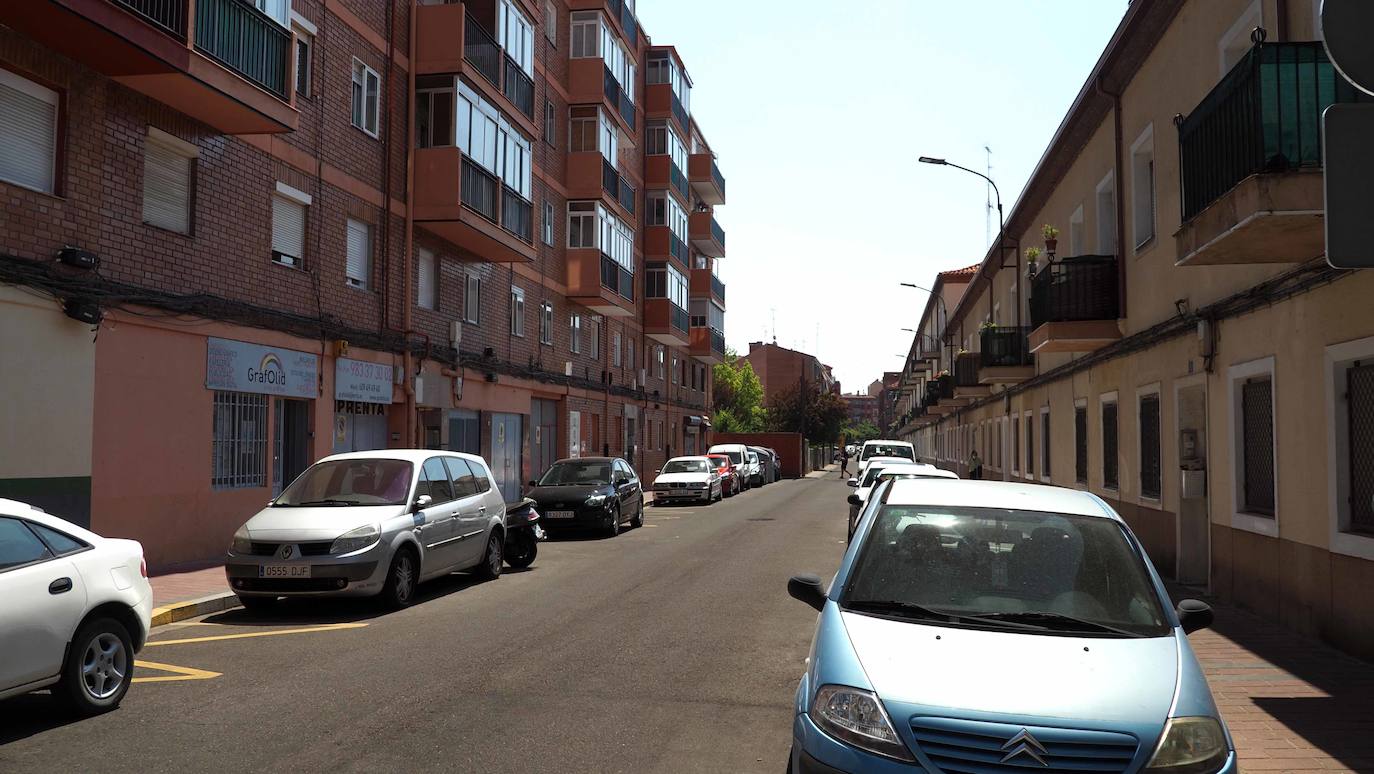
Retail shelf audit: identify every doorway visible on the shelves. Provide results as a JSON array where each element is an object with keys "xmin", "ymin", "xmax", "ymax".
[
  {"xmin": 490, "ymin": 412, "xmax": 523, "ymax": 503},
  {"xmin": 273, "ymin": 398, "xmax": 311, "ymax": 496},
  {"xmin": 446, "ymin": 408, "xmax": 480, "ymax": 455},
  {"xmin": 1175, "ymin": 379, "xmax": 1210, "ymax": 586},
  {"xmin": 531, "ymin": 399, "xmax": 558, "ymax": 479}
]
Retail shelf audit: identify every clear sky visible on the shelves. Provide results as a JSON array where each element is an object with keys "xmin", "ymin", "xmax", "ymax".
[{"xmin": 636, "ymin": 0, "xmax": 1129, "ymax": 392}]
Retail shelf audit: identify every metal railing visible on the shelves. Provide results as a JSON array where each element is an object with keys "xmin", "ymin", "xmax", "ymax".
[
  {"xmin": 670, "ymin": 302, "xmax": 689, "ymax": 333},
  {"xmin": 618, "ymin": 176, "xmax": 636, "ymax": 215},
  {"xmin": 461, "ymin": 157, "xmax": 498, "ymax": 221},
  {"xmin": 618, "ymin": 90, "xmax": 636, "ymax": 131},
  {"xmin": 464, "ymin": 13, "xmax": 501, "ymax": 87},
  {"xmin": 710, "ymin": 275, "xmax": 725, "ymax": 302},
  {"xmin": 502, "ymin": 54, "xmax": 534, "ymax": 118},
  {"xmin": 620, "ymin": 3, "xmax": 638, "ymax": 47},
  {"xmin": 602, "ymin": 158, "xmax": 619, "ymax": 197},
  {"xmin": 925, "ymin": 375, "xmax": 953, "ymax": 403},
  {"xmin": 1178, "ymin": 40, "xmax": 1370, "ymax": 222},
  {"xmin": 954, "ymin": 352, "xmax": 981, "ymax": 388},
  {"xmin": 600, "ymin": 253, "xmax": 634, "ymax": 301},
  {"xmin": 114, "ymin": 0, "xmax": 186, "ymax": 37},
  {"xmin": 670, "ymin": 92, "xmax": 689, "ymax": 131},
  {"xmin": 710, "ymin": 328, "xmax": 725, "ymax": 355},
  {"xmin": 194, "ymin": 0, "xmax": 290, "ymax": 97},
  {"xmin": 501, "ymin": 186, "xmax": 533, "ymax": 243},
  {"xmin": 669, "ymin": 234, "xmax": 688, "ymax": 265},
  {"xmin": 979, "ymin": 326, "xmax": 1032, "ymax": 367},
  {"xmin": 710, "ymin": 159, "xmax": 726, "ymax": 197},
  {"xmin": 1029, "ymin": 255, "xmax": 1119, "ymax": 329},
  {"xmin": 710, "ymin": 217, "xmax": 726, "ymax": 249},
  {"xmin": 669, "ymin": 162, "xmax": 690, "ymax": 202}
]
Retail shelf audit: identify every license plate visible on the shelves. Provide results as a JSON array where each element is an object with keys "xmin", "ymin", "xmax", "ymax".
[
  {"xmin": 259, "ymin": 564, "xmax": 311, "ymax": 579},
  {"xmin": 546, "ymin": 510, "xmax": 576, "ymax": 519}
]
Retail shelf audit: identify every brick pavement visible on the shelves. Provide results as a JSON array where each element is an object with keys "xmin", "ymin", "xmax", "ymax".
[{"xmin": 149, "ymin": 566, "xmax": 230, "ymax": 608}]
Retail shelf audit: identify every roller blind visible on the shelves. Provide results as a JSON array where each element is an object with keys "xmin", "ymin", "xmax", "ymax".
[
  {"xmin": 0, "ymin": 71, "xmax": 57, "ymax": 194},
  {"xmin": 271, "ymin": 195, "xmax": 305, "ymax": 265},
  {"xmin": 143, "ymin": 138, "xmax": 192, "ymax": 233},
  {"xmin": 346, "ymin": 219, "xmax": 371, "ymax": 288},
  {"xmin": 417, "ymin": 248, "xmax": 436, "ymax": 309}
]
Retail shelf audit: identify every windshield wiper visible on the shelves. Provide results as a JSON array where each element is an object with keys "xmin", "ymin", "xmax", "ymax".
[
  {"xmin": 964, "ymin": 611, "xmax": 1143, "ymax": 637},
  {"xmin": 290, "ymin": 499, "xmax": 357, "ymax": 507},
  {"xmin": 843, "ymin": 600, "xmax": 973, "ymax": 623}
]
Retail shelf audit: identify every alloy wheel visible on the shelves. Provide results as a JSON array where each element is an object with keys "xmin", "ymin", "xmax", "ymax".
[{"xmin": 82, "ymin": 632, "xmax": 127, "ymax": 701}]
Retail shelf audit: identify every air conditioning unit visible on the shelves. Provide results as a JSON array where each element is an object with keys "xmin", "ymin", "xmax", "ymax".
[
  {"xmin": 449, "ymin": 321, "xmax": 463, "ymax": 349},
  {"xmin": 565, "ymin": 361, "xmax": 574, "ymax": 376}
]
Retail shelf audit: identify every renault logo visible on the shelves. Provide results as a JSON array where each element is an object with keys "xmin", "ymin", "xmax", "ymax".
[
  {"xmin": 1000, "ymin": 728, "xmax": 1049, "ymax": 766},
  {"xmin": 277, "ymin": 544, "xmax": 296, "ymax": 560}
]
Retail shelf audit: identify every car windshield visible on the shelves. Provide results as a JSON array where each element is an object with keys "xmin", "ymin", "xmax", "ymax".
[
  {"xmin": 864, "ymin": 444, "xmax": 913, "ymax": 461},
  {"xmin": 861, "ymin": 465, "xmax": 905, "ymax": 487},
  {"xmin": 664, "ymin": 459, "xmax": 709, "ymax": 474},
  {"xmin": 274, "ymin": 459, "xmax": 414, "ymax": 507},
  {"xmin": 842, "ymin": 505, "xmax": 1170, "ymax": 637},
  {"xmin": 539, "ymin": 460, "xmax": 612, "ymax": 486},
  {"xmin": 707, "ymin": 456, "xmax": 730, "ymax": 468},
  {"xmin": 714, "ymin": 450, "xmax": 743, "ymax": 464}
]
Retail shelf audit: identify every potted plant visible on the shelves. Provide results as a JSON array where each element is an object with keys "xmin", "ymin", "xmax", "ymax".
[
  {"xmin": 979, "ymin": 320, "xmax": 998, "ymax": 332},
  {"xmin": 1042, "ymin": 224, "xmax": 1059, "ymax": 255}
]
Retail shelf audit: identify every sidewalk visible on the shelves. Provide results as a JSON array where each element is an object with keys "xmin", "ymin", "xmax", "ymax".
[
  {"xmin": 1175, "ymin": 585, "xmax": 1374, "ymax": 771},
  {"xmin": 148, "ymin": 565, "xmax": 236, "ymax": 626}
]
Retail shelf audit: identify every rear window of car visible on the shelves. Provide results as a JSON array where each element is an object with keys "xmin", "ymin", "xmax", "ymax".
[
  {"xmin": 29, "ymin": 522, "xmax": 90, "ymax": 556},
  {"xmin": 0, "ymin": 517, "xmax": 53, "ymax": 571}
]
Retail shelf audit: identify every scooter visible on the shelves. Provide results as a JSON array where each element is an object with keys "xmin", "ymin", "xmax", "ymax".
[{"xmin": 504, "ymin": 497, "xmax": 545, "ymax": 569}]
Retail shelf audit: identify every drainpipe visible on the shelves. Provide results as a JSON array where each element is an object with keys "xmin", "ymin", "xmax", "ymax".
[
  {"xmin": 402, "ymin": 0, "xmax": 418, "ymax": 447},
  {"xmin": 1097, "ymin": 74, "xmax": 1128, "ymax": 321},
  {"xmin": 1275, "ymin": 0, "xmax": 1288, "ymax": 41}
]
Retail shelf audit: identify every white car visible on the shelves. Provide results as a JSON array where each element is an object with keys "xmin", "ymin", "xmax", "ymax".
[
  {"xmin": 0, "ymin": 499, "xmax": 152, "ymax": 715},
  {"xmin": 847, "ymin": 462, "xmax": 958, "ymax": 539},
  {"xmin": 653, "ymin": 456, "xmax": 723, "ymax": 504},
  {"xmin": 857, "ymin": 439, "xmax": 916, "ymax": 479},
  {"xmin": 708, "ymin": 444, "xmax": 753, "ymax": 491}
]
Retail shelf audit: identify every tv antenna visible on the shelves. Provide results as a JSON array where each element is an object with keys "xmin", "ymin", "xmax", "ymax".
[{"xmin": 985, "ymin": 145, "xmax": 994, "ymax": 247}]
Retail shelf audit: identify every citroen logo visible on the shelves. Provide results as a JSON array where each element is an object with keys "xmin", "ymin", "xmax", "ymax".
[
  {"xmin": 277, "ymin": 544, "xmax": 296, "ymax": 560},
  {"xmin": 1000, "ymin": 728, "xmax": 1049, "ymax": 767}
]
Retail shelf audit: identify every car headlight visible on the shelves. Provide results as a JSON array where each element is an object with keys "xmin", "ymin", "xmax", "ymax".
[
  {"xmin": 329, "ymin": 524, "xmax": 381, "ymax": 556},
  {"xmin": 585, "ymin": 493, "xmax": 609, "ymax": 506},
  {"xmin": 810, "ymin": 685, "xmax": 914, "ymax": 762},
  {"xmin": 1144, "ymin": 717, "xmax": 1229, "ymax": 773},
  {"xmin": 230, "ymin": 526, "xmax": 253, "ymax": 555}
]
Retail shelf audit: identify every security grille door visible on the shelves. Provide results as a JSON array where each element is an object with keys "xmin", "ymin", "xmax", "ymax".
[
  {"xmin": 531, "ymin": 399, "xmax": 558, "ymax": 480},
  {"xmin": 1103, "ymin": 402, "xmax": 1119, "ymax": 489},
  {"xmin": 1075, "ymin": 406, "xmax": 1088, "ymax": 484},
  {"xmin": 1241, "ymin": 377, "xmax": 1275, "ymax": 516},
  {"xmin": 1349, "ymin": 363, "xmax": 1374, "ymax": 534},
  {"xmin": 447, "ymin": 409, "xmax": 481, "ymax": 455},
  {"xmin": 1140, "ymin": 395, "xmax": 1161, "ymax": 499}
]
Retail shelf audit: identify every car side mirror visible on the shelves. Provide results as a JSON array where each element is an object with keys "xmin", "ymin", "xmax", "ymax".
[
  {"xmin": 847, "ymin": 494, "xmax": 862, "ymax": 507},
  {"xmin": 528, "ymin": 480, "xmax": 538, "ymax": 488},
  {"xmin": 1176, "ymin": 599, "xmax": 1213, "ymax": 634},
  {"xmin": 788, "ymin": 574, "xmax": 827, "ymax": 612},
  {"xmin": 847, "ymin": 478, "xmax": 859, "ymax": 487},
  {"xmin": 412, "ymin": 494, "xmax": 433, "ymax": 512}
]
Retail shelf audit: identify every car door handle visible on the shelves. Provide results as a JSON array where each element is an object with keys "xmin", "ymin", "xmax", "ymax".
[
  {"xmin": 49, "ymin": 577, "xmax": 73, "ymax": 595},
  {"xmin": 478, "ymin": 504, "xmax": 487, "ymax": 512}
]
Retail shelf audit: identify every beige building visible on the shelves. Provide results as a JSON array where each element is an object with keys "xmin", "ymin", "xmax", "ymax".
[{"xmin": 891, "ymin": 0, "xmax": 1374, "ymax": 661}]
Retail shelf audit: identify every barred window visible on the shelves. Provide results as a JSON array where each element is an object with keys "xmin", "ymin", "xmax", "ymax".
[
  {"xmin": 212, "ymin": 391, "xmax": 268, "ymax": 489},
  {"xmin": 1347, "ymin": 362, "xmax": 1374, "ymax": 535},
  {"xmin": 1011, "ymin": 416, "xmax": 1019, "ymax": 474},
  {"xmin": 1041, "ymin": 409, "xmax": 1051, "ymax": 479},
  {"xmin": 1140, "ymin": 394, "xmax": 1161, "ymax": 499},
  {"xmin": 1102, "ymin": 401, "xmax": 1119, "ymax": 490},
  {"xmin": 1025, "ymin": 413, "xmax": 1034, "ymax": 479},
  {"xmin": 1075, "ymin": 406, "xmax": 1088, "ymax": 484},
  {"xmin": 1241, "ymin": 377, "xmax": 1275, "ymax": 516}
]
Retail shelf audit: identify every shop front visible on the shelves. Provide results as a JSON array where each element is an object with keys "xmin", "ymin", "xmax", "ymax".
[{"xmin": 332, "ymin": 357, "xmax": 395, "ymax": 457}]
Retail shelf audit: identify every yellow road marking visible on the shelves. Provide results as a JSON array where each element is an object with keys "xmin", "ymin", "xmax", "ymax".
[
  {"xmin": 133, "ymin": 660, "xmax": 221, "ymax": 683},
  {"xmin": 145, "ymin": 622, "xmax": 368, "ymax": 647},
  {"xmin": 644, "ymin": 524, "xmax": 660, "ymax": 528}
]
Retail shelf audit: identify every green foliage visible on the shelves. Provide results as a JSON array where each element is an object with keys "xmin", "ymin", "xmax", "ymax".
[
  {"xmin": 711, "ymin": 350, "xmax": 767, "ymax": 433},
  {"xmin": 767, "ymin": 384, "xmax": 849, "ymax": 444},
  {"xmin": 841, "ymin": 420, "xmax": 880, "ymax": 446}
]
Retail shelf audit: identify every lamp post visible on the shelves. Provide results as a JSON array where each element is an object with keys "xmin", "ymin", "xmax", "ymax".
[
  {"xmin": 917, "ymin": 156, "xmax": 1020, "ymax": 335},
  {"xmin": 899, "ymin": 282, "xmax": 955, "ymax": 365}
]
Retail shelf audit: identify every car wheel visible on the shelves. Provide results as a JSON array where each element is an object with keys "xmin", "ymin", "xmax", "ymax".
[
  {"xmin": 59, "ymin": 617, "xmax": 133, "ymax": 716},
  {"xmin": 606, "ymin": 505, "xmax": 621, "ymax": 537},
  {"xmin": 629, "ymin": 499, "xmax": 644, "ymax": 528},
  {"xmin": 474, "ymin": 531, "xmax": 503, "ymax": 581},
  {"xmin": 380, "ymin": 547, "xmax": 419, "ymax": 610},
  {"xmin": 237, "ymin": 595, "xmax": 278, "ymax": 614}
]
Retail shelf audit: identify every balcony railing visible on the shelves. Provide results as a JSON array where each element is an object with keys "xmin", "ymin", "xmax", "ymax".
[
  {"xmin": 464, "ymin": 13, "xmax": 501, "ymax": 85},
  {"xmin": 979, "ymin": 326, "xmax": 1032, "ymax": 367},
  {"xmin": 670, "ymin": 91, "xmax": 689, "ymax": 131},
  {"xmin": 710, "ymin": 217, "xmax": 726, "ymax": 249},
  {"xmin": 710, "ymin": 328, "xmax": 725, "ymax": 355},
  {"xmin": 618, "ymin": 176, "xmax": 636, "ymax": 215},
  {"xmin": 600, "ymin": 253, "xmax": 635, "ymax": 301},
  {"xmin": 669, "ymin": 162, "xmax": 690, "ymax": 202},
  {"xmin": 502, "ymin": 54, "xmax": 534, "ymax": 118},
  {"xmin": 620, "ymin": 4, "xmax": 638, "ymax": 47},
  {"xmin": 194, "ymin": 0, "xmax": 290, "ymax": 98},
  {"xmin": 710, "ymin": 159, "xmax": 726, "ymax": 198},
  {"xmin": 601, "ymin": 65, "xmax": 636, "ymax": 130},
  {"xmin": 1178, "ymin": 41, "xmax": 1369, "ymax": 222},
  {"xmin": 954, "ymin": 353, "xmax": 981, "ymax": 388},
  {"xmin": 711, "ymin": 274, "xmax": 725, "ymax": 302},
  {"xmin": 1029, "ymin": 255, "xmax": 1119, "ymax": 329},
  {"xmin": 669, "ymin": 234, "xmax": 688, "ymax": 264},
  {"xmin": 925, "ymin": 375, "xmax": 953, "ymax": 404},
  {"xmin": 114, "ymin": 0, "xmax": 186, "ymax": 36},
  {"xmin": 501, "ymin": 186, "xmax": 533, "ymax": 243},
  {"xmin": 670, "ymin": 303, "xmax": 689, "ymax": 334},
  {"xmin": 600, "ymin": 158, "xmax": 636, "ymax": 215},
  {"xmin": 461, "ymin": 158, "xmax": 499, "ymax": 221}
]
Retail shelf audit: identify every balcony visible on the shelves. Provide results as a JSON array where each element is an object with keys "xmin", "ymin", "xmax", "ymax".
[
  {"xmin": 1, "ymin": 0, "xmax": 297, "ymax": 133},
  {"xmin": 645, "ymin": 298, "xmax": 690, "ymax": 346},
  {"xmin": 645, "ymin": 82, "xmax": 690, "ymax": 135},
  {"xmin": 645, "ymin": 226, "xmax": 690, "ymax": 268},
  {"xmin": 690, "ymin": 327, "xmax": 726, "ymax": 365},
  {"xmin": 1175, "ymin": 41, "xmax": 1369, "ymax": 266},
  {"xmin": 978, "ymin": 326, "xmax": 1035, "ymax": 384},
  {"xmin": 1028, "ymin": 255, "xmax": 1122, "ymax": 354},
  {"xmin": 568, "ymin": 58, "xmax": 635, "ymax": 136},
  {"xmin": 458, "ymin": 11, "xmax": 535, "ymax": 122},
  {"xmin": 413, "ymin": 146, "xmax": 535, "ymax": 263},
  {"xmin": 953, "ymin": 353, "xmax": 990, "ymax": 399},
  {"xmin": 567, "ymin": 250, "xmax": 635, "ymax": 317},
  {"xmin": 645, "ymin": 156, "xmax": 691, "ymax": 205},
  {"xmin": 689, "ymin": 212, "xmax": 726, "ymax": 258},
  {"xmin": 689, "ymin": 153, "xmax": 726, "ymax": 206},
  {"xmin": 566, "ymin": 153, "xmax": 636, "ymax": 219},
  {"xmin": 689, "ymin": 267, "xmax": 725, "ymax": 307},
  {"xmin": 567, "ymin": 0, "xmax": 637, "ymax": 48}
]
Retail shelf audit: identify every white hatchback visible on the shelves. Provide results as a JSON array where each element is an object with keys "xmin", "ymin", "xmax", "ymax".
[{"xmin": 0, "ymin": 499, "xmax": 152, "ymax": 714}]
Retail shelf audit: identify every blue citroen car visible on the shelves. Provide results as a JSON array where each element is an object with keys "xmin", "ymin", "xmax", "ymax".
[{"xmin": 787, "ymin": 480, "xmax": 1235, "ymax": 774}]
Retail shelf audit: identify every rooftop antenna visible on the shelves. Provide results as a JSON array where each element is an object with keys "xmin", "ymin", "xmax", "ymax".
[
  {"xmin": 771, "ymin": 308, "xmax": 777, "ymax": 345},
  {"xmin": 985, "ymin": 145, "xmax": 994, "ymax": 247}
]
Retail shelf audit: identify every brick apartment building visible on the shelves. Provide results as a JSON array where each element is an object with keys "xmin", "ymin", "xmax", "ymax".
[
  {"xmin": 839, "ymin": 393, "xmax": 877, "ymax": 427},
  {"xmin": 0, "ymin": 0, "xmax": 728, "ymax": 568},
  {"xmin": 740, "ymin": 341, "xmax": 836, "ymax": 407}
]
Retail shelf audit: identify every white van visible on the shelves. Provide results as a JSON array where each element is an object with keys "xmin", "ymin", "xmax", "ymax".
[
  {"xmin": 707, "ymin": 444, "xmax": 753, "ymax": 491},
  {"xmin": 856, "ymin": 439, "xmax": 916, "ymax": 478}
]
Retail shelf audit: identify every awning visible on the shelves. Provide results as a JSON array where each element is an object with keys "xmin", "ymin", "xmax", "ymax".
[{"xmin": 686, "ymin": 415, "xmax": 712, "ymax": 428}]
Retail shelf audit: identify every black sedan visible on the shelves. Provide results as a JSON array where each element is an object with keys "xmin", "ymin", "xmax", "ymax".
[{"xmin": 527, "ymin": 457, "xmax": 644, "ymax": 537}]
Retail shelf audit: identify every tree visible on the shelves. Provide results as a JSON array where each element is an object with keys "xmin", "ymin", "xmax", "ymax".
[
  {"xmin": 711, "ymin": 350, "xmax": 766, "ymax": 433},
  {"xmin": 767, "ymin": 384, "xmax": 848, "ymax": 444},
  {"xmin": 841, "ymin": 420, "xmax": 880, "ymax": 446}
]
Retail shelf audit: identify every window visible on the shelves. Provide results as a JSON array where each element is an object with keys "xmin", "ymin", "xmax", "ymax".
[
  {"xmin": 1139, "ymin": 392, "xmax": 1161, "ymax": 500},
  {"xmin": 445, "ymin": 457, "xmax": 478, "ymax": 498},
  {"xmin": 212, "ymin": 391, "xmax": 268, "ymax": 489},
  {"xmin": 542, "ymin": 200, "xmax": 554, "ymax": 245},
  {"xmin": 655, "ymin": 345, "xmax": 665, "ymax": 378},
  {"xmin": 1219, "ymin": 0, "xmax": 1263, "ymax": 74},
  {"xmin": 0, "ymin": 69, "xmax": 59, "ymax": 195},
  {"xmin": 0, "ymin": 518, "xmax": 52, "ymax": 571},
  {"xmin": 570, "ymin": 312, "xmax": 582, "ymax": 354},
  {"xmin": 1329, "ymin": 338, "xmax": 1374, "ymax": 553},
  {"xmin": 544, "ymin": 99, "xmax": 556, "ymax": 146},
  {"xmin": 351, "ymin": 59, "xmax": 380, "ymax": 137},
  {"xmin": 646, "ymin": 120, "xmax": 689, "ymax": 176},
  {"xmin": 345, "ymin": 218, "xmax": 371, "ymax": 290},
  {"xmin": 590, "ymin": 317, "xmax": 600, "ymax": 359},
  {"xmin": 1025, "ymin": 410, "xmax": 1035, "ymax": 479},
  {"xmin": 456, "ymin": 82, "xmax": 532, "ymax": 197},
  {"xmin": 416, "ymin": 84, "xmax": 455, "ymax": 148},
  {"xmin": 29, "ymin": 522, "xmax": 88, "ymax": 556},
  {"xmin": 645, "ymin": 262, "xmax": 688, "ymax": 309},
  {"xmin": 294, "ymin": 30, "xmax": 312, "ymax": 97},
  {"xmin": 1102, "ymin": 396, "xmax": 1119, "ymax": 490},
  {"xmin": 568, "ymin": 201, "xmax": 596, "ymax": 248},
  {"xmin": 252, "ymin": 0, "xmax": 289, "ymax": 27},
  {"xmin": 272, "ymin": 183, "xmax": 309, "ymax": 268},
  {"xmin": 1040, "ymin": 408, "xmax": 1051, "ymax": 480},
  {"xmin": 417, "ymin": 248, "xmax": 437, "ymax": 309},
  {"xmin": 612, "ymin": 331, "xmax": 622, "ymax": 367},
  {"xmin": 142, "ymin": 129, "xmax": 195, "ymax": 234},
  {"xmin": 510, "ymin": 286, "xmax": 525, "ymax": 336},
  {"xmin": 1075, "ymin": 403, "xmax": 1088, "ymax": 485},
  {"xmin": 1230, "ymin": 357, "xmax": 1275, "ymax": 528},
  {"xmin": 465, "ymin": 273, "xmax": 482, "ymax": 324},
  {"xmin": 567, "ymin": 201, "xmax": 633, "ymax": 271},
  {"xmin": 628, "ymin": 339, "xmax": 635, "ymax": 375},
  {"xmin": 646, "ymin": 51, "xmax": 689, "ymax": 111},
  {"xmin": 543, "ymin": 0, "xmax": 556, "ymax": 44},
  {"xmin": 1011, "ymin": 416, "xmax": 1020, "ymax": 474},
  {"xmin": 1068, "ymin": 205, "xmax": 1084, "ymax": 257},
  {"xmin": 645, "ymin": 189, "xmax": 688, "ymax": 244},
  {"xmin": 497, "ymin": 0, "xmax": 534, "ymax": 75},
  {"xmin": 570, "ymin": 11, "xmax": 599, "ymax": 58},
  {"xmin": 1130, "ymin": 125, "xmax": 1155, "ymax": 250},
  {"xmin": 1096, "ymin": 171, "xmax": 1116, "ymax": 255},
  {"xmin": 671, "ymin": 355, "xmax": 678, "ymax": 385},
  {"xmin": 539, "ymin": 302, "xmax": 553, "ymax": 345},
  {"xmin": 420, "ymin": 457, "xmax": 456, "ymax": 504}
]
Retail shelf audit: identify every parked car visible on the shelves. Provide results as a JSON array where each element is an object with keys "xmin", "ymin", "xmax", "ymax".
[
  {"xmin": 745, "ymin": 450, "xmax": 763, "ymax": 488},
  {"xmin": 526, "ymin": 457, "xmax": 644, "ymax": 537},
  {"xmin": 653, "ymin": 456, "xmax": 723, "ymax": 504},
  {"xmin": 846, "ymin": 461, "xmax": 957, "ymax": 540},
  {"xmin": 706, "ymin": 453, "xmax": 742, "ymax": 496},
  {"xmin": 762, "ymin": 448, "xmax": 783, "ymax": 482},
  {"xmin": 856, "ymin": 439, "xmax": 916, "ymax": 480},
  {"xmin": 788, "ymin": 480, "xmax": 1232, "ymax": 773},
  {"xmin": 0, "ymin": 499, "xmax": 152, "ymax": 715},
  {"xmin": 708, "ymin": 444, "xmax": 753, "ymax": 491},
  {"xmin": 747, "ymin": 446, "xmax": 775, "ymax": 486},
  {"xmin": 225, "ymin": 450, "xmax": 508, "ymax": 611}
]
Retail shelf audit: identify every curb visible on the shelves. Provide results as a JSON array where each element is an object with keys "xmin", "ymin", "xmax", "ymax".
[{"xmin": 150, "ymin": 591, "xmax": 241, "ymax": 628}]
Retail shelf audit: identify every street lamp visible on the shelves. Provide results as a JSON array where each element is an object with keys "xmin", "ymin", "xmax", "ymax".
[{"xmin": 899, "ymin": 282, "xmax": 954, "ymax": 363}]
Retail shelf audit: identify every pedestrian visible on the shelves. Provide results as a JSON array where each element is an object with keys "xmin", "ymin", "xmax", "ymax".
[
  {"xmin": 967, "ymin": 449, "xmax": 983, "ymax": 480},
  {"xmin": 840, "ymin": 447, "xmax": 851, "ymax": 477}
]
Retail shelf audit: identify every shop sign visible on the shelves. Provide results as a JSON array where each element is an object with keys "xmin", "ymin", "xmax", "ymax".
[
  {"xmin": 206, "ymin": 337, "xmax": 318, "ymax": 398},
  {"xmin": 335, "ymin": 358, "xmax": 394, "ymax": 404}
]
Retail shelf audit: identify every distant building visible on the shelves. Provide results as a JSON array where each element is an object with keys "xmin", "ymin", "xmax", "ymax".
[
  {"xmin": 742, "ymin": 342, "xmax": 836, "ymax": 405},
  {"xmin": 841, "ymin": 393, "xmax": 879, "ymax": 427}
]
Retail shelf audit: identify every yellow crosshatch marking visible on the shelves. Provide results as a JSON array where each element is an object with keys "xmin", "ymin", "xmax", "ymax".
[
  {"xmin": 145, "ymin": 622, "xmax": 368, "ymax": 647},
  {"xmin": 133, "ymin": 660, "xmax": 221, "ymax": 683}
]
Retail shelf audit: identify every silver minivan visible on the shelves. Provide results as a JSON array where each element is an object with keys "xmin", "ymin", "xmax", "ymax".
[{"xmin": 225, "ymin": 450, "xmax": 507, "ymax": 610}]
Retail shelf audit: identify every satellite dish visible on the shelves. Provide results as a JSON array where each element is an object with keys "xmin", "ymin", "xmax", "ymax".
[{"xmin": 1322, "ymin": 0, "xmax": 1374, "ymax": 96}]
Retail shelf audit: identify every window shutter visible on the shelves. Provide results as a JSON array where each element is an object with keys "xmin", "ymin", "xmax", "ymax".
[
  {"xmin": 143, "ymin": 140, "xmax": 191, "ymax": 233},
  {"xmin": 0, "ymin": 74, "xmax": 58, "ymax": 193},
  {"xmin": 417, "ymin": 248, "xmax": 435, "ymax": 308},
  {"xmin": 272, "ymin": 195, "xmax": 305, "ymax": 265},
  {"xmin": 346, "ymin": 219, "xmax": 370, "ymax": 288}
]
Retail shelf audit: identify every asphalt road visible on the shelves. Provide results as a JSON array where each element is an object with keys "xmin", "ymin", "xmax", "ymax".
[{"xmin": 0, "ymin": 470, "xmax": 848, "ymax": 773}]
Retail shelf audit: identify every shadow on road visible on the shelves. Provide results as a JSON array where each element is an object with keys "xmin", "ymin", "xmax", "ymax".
[
  {"xmin": 0, "ymin": 693, "xmax": 90, "ymax": 745},
  {"xmin": 201, "ymin": 569, "xmax": 496, "ymax": 627}
]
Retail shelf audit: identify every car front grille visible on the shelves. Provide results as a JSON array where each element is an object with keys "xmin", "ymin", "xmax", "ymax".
[
  {"xmin": 249, "ymin": 541, "xmax": 332, "ymax": 556},
  {"xmin": 910, "ymin": 717, "xmax": 1138, "ymax": 774}
]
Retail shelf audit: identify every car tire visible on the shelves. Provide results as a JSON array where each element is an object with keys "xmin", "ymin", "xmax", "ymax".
[
  {"xmin": 59, "ymin": 617, "xmax": 133, "ymax": 716},
  {"xmin": 629, "ymin": 500, "xmax": 644, "ymax": 528},
  {"xmin": 237, "ymin": 595, "xmax": 278, "ymax": 614},
  {"xmin": 474, "ymin": 531, "xmax": 503, "ymax": 581},
  {"xmin": 606, "ymin": 505, "xmax": 621, "ymax": 537},
  {"xmin": 380, "ymin": 546, "xmax": 419, "ymax": 610}
]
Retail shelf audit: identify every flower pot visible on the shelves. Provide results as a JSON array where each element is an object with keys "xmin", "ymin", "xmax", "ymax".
[{"xmin": 1044, "ymin": 238, "xmax": 1058, "ymax": 255}]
